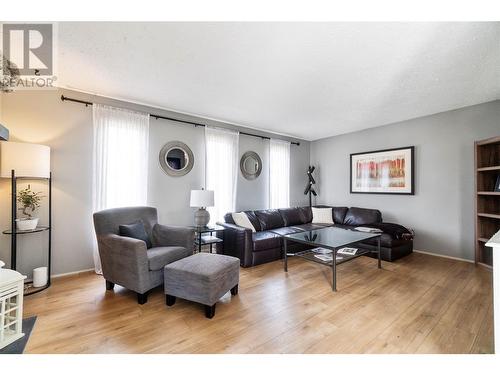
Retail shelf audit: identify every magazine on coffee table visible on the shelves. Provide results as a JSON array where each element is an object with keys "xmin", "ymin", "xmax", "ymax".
[
  {"xmin": 337, "ymin": 247, "xmax": 358, "ymax": 255},
  {"xmin": 311, "ymin": 247, "xmax": 332, "ymax": 255},
  {"xmin": 313, "ymin": 254, "xmax": 343, "ymax": 262},
  {"xmin": 354, "ymin": 226, "xmax": 383, "ymax": 233}
]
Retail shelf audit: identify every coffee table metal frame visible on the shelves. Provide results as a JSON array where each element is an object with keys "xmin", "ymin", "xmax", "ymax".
[{"xmin": 283, "ymin": 227, "xmax": 381, "ymax": 292}]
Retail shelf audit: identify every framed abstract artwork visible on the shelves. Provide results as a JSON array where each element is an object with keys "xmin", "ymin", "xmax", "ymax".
[{"xmin": 350, "ymin": 146, "xmax": 415, "ymax": 195}]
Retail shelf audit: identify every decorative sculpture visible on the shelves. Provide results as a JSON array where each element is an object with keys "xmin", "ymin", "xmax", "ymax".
[{"xmin": 304, "ymin": 166, "xmax": 317, "ymax": 207}]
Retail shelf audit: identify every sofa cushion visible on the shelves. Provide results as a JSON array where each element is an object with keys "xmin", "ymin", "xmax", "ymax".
[
  {"xmin": 223, "ymin": 212, "xmax": 235, "ymax": 224},
  {"xmin": 298, "ymin": 206, "xmax": 313, "ymax": 223},
  {"xmin": 244, "ymin": 211, "xmax": 262, "ymax": 232},
  {"xmin": 332, "ymin": 207, "xmax": 349, "ymax": 224},
  {"xmin": 119, "ymin": 220, "xmax": 152, "ymax": 249},
  {"xmin": 147, "ymin": 246, "xmax": 191, "ymax": 271},
  {"xmin": 252, "ymin": 231, "xmax": 282, "ymax": 252},
  {"xmin": 254, "ymin": 209, "xmax": 285, "ymax": 231},
  {"xmin": 343, "ymin": 207, "xmax": 382, "ymax": 226},
  {"xmin": 269, "ymin": 226, "xmax": 304, "ymax": 236},
  {"xmin": 279, "ymin": 208, "xmax": 303, "ymax": 227}
]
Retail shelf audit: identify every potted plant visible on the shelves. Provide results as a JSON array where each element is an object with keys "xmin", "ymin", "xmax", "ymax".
[{"xmin": 16, "ymin": 185, "xmax": 44, "ymax": 231}]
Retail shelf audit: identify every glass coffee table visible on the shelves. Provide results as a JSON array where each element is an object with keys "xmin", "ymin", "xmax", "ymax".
[{"xmin": 283, "ymin": 226, "xmax": 382, "ymax": 291}]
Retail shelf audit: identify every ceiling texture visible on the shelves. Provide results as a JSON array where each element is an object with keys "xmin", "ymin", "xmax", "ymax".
[{"xmin": 57, "ymin": 22, "xmax": 500, "ymax": 141}]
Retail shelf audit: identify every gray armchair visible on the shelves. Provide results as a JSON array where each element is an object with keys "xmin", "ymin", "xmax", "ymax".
[{"xmin": 93, "ymin": 206, "xmax": 195, "ymax": 304}]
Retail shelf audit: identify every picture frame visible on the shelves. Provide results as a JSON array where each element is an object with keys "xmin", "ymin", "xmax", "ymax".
[{"xmin": 350, "ymin": 146, "xmax": 415, "ymax": 195}]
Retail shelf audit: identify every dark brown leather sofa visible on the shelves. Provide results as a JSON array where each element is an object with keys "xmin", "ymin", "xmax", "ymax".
[{"xmin": 216, "ymin": 206, "xmax": 413, "ymax": 267}]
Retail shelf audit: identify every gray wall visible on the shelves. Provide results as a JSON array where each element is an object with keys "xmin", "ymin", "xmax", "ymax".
[
  {"xmin": 148, "ymin": 116, "xmax": 311, "ymax": 225},
  {"xmin": 0, "ymin": 89, "xmax": 309, "ymax": 275},
  {"xmin": 310, "ymin": 100, "xmax": 500, "ymax": 261},
  {"xmin": 0, "ymin": 90, "xmax": 94, "ymax": 277}
]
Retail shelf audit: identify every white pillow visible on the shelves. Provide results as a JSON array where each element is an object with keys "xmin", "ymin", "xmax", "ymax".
[
  {"xmin": 311, "ymin": 207, "xmax": 334, "ymax": 224},
  {"xmin": 231, "ymin": 212, "xmax": 256, "ymax": 232}
]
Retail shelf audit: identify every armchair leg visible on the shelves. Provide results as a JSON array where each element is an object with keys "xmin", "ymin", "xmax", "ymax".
[
  {"xmin": 230, "ymin": 284, "xmax": 238, "ymax": 296},
  {"xmin": 205, "ymin": 304, "xmax": 216, "ymax": 319},
  {"xmin": 105, "ymin": 280, "xmax": 114, "ymax": 290},
  {"xmin": 137, "ymin": 292, "xmax": 148, "ymax": 305},
  {"xmin": 166, "ymin": 295, "xmax": 176, "ymax": 306}
]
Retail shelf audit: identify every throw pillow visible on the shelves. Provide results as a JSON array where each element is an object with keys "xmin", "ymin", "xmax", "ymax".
[
  {"xmin": 231, "ymin": 212, "xmax": 256, "ymax": 232},
  {"xmin": 119, "ymin": 220, "xmax": 152, "ymax": 249},
  {"xmin": 311, "ymin": 207, "xmax": 334, "ymax": 224}
]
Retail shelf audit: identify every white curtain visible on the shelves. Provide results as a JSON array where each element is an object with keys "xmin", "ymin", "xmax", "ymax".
[
  {"xmin": 269, "ymin": 138, "xmax": 290, "ymax": 209},
  {"xmin": 205, "ymin": 126, "xmax": 239, "ymax": 225},
  {"xmin": 92, "ymin": 104, "xmax": 150, "ymax": 273}
]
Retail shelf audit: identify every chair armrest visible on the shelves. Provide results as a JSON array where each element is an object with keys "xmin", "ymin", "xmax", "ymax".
[
  {"xmin": 152, "ymin": 224, "xmax": 195, "ymax": 253},
  {"xmin": 97, "ymin": 234, "xmax": 150, "ymax": 293},
  {"xmin": 216, "ymin": 222, "xmax": 253, "ymax": 267}
]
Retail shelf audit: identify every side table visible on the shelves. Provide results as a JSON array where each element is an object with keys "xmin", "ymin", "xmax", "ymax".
[{"xmin": 190, "ymin": 225, "xmax": 225, "ymax": 253}]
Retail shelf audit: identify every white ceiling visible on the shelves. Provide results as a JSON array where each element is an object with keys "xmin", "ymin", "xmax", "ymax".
[{"xmin": 57, "ymin": 22, "xmax": 500, "ymax": 141}]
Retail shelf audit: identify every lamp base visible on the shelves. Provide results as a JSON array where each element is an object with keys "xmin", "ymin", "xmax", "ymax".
[{"xmin": 194, "ymin": 208, "xmax": 210, "ymax": 227}]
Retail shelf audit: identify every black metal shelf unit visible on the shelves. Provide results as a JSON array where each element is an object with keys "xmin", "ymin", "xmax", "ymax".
[{"xmin": 2, "ymin": 169, "xmax": 52, "ymax": 295}]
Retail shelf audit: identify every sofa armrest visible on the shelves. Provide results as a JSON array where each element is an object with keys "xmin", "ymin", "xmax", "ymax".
[
  {"xmin": 366, "ymin": 222, "xmax": 414, "ymax": 240},
  {"xmin": 152, "ymin": 224, "xmax": 195, "ymax": 253},
  {"xmin": 217, "ymin": 222, "xmax": 253, "ymax": 267},
  {"xmin": 97, "ymin": 234, "xmax": 150, "ymax": 293}
]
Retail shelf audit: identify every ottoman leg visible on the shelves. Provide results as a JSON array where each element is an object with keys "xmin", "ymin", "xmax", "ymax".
[
  {"xmin": 205, "ymin": 304, "xmax": 216, "ymax": 319},
  {"xmin": 230, "ymin": 284, "xmax": 238, "ymax": 296},
  {"xmin": 105, "ymin": 280, "xmax": 114, "ymax": 290},
  {"xmin": 166, "ymin": 295, "xmax": 176, "ymax": 306},
  {"xmin": 137, "ymin": 292, "xmax": 148, "ymax": 305}
]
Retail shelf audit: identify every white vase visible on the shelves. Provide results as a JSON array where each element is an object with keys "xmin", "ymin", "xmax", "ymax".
[
  {"xmin": 33, "ymin": 267, "xmax": 48, "ymax": 287},
  {"xmin": 16, "ymin": 218, "xmax": 39, "ymax": 231}
]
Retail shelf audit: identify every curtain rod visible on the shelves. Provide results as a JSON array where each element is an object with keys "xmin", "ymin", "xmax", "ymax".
[{"xmin": 60, "ymin": 95, "xmax": 300, "ymax": 146}]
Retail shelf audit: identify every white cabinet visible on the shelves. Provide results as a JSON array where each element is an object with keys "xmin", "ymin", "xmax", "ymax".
[{"xmin": 0, "ymin": 268, "xmax": 26, "ymax": 349}]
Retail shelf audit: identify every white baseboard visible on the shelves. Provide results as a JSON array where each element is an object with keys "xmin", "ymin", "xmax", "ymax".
[
  {"xmin": 413, "ymin": 249, "xmax": 474, "ymax": 264},
  {"xmin": 52, "ymin": 268, "xmax": 95, "ymax": 279}
]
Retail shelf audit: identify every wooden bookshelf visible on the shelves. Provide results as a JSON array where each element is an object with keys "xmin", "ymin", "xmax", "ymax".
[
  {"xmin": 477, "ymin": 191, "xmax": 500, "ymax": 196},
  {"xmin": 475, "ymin": 136, "xmax": 500, "ymax": 267},
  {"xmin": 477, "ymin": 166, "xmax": 500, "ymax": 172}
]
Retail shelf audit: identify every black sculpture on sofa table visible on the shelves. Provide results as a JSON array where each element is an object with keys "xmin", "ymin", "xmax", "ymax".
[
  {"xmin": 93, "ymin": 206, "xmax": 195, "ymax": 304},
  {"xmin": 304, "ymin": 166, "xmax": 317, "ymax": 207},
  {"xmin": 216, "ymin": 206, "xmax": 413, "ymax": 267}
]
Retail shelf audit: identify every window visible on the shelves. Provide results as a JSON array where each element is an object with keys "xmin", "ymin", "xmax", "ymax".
[
  {"xmin": 92, "ymin": 104, "xmax": 150, "ymax": 273},
  {"xmin": 205, "ymin": 126, "xmax": 239, "ymax": 224},
  {"xmin": 269, "ymin": 139, "xmax": 290, "ymax": 209}
]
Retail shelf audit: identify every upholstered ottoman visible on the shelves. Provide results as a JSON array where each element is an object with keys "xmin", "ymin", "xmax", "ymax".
[{"xmin": 164, "ymin": 253, "xmax": 240, "ymax": 318}]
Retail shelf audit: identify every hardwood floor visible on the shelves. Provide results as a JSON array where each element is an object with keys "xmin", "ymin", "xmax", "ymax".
[{"xmin": 22, "ymin": 252, "xmax": 494, "ymax": 354}]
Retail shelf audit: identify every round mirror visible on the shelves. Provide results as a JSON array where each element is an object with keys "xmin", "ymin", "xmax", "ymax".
[
  {"xmin": 159, "ymin": 141, "xmax": 194, "ymax": 177},
  {"xmin": 166, "ymin": 147, "xmax": 189, "ymax": 170},
  {"xmin": 240, "ymin": 151, "xmax": 262, "ymax": 180}
]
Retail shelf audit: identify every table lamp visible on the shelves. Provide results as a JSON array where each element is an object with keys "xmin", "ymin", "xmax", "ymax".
[{"xmin": 190, "ymin": 189, "xmax": 214, "ymax": 227}]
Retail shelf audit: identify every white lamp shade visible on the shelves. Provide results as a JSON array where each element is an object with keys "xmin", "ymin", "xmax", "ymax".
[
  {"xmin": 0, "ymin": 141, "xmax": 51, "ymax": 178},
  {"xmin": 190, "ymin": 189, "xmax": 214, "ymax": 208}
]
